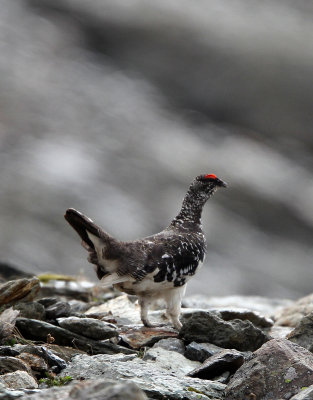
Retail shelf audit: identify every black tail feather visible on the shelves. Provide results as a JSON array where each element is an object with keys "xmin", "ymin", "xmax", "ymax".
[{"xmin": 64, "ymin": 208, "xmax": 101, "ymax": 250}]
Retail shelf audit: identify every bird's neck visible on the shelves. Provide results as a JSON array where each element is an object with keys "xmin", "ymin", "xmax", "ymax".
[{"xmin": 171, "ymin": 187, "xmax": 215, "ymax": 228}]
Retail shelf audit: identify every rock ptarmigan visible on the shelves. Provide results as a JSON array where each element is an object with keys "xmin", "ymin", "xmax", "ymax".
[{"xmin": 64, "ymin": 173, "xmax": 227, "ymax": 329}]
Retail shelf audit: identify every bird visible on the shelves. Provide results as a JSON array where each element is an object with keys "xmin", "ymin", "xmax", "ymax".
[{"xmin": 64, "ymin": 173, "xmax": 227, "ymax": 330}]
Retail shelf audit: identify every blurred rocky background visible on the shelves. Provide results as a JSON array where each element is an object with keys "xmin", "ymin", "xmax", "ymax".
[{"xmin": 0, "ymin": 0, "xmax": 313, "ymax": 300}]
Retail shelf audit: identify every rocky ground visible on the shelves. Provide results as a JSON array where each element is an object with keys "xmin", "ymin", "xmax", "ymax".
[{"xmin": 1, "ymin": 266, "xmax": 313, "ymax": 399}]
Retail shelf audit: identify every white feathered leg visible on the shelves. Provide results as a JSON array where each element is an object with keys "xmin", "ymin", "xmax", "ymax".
[{"xmin": 164, "ymin": 286, "xmax": 186, "ymax": 330}]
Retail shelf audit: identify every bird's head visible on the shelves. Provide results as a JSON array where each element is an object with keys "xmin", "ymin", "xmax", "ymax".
[{"xmin": 191, "ymin": 173, "xmax": 227, "ymax": 197}]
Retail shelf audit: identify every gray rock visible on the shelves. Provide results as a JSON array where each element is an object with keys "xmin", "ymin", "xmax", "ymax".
[
  {"xmin": 0, "ymin": 371, "xmax": 38, "ymax": 389},
  {"xmin": 45, "ymin": 301, "xmax": 71, "ymax": 320},
  {"xmin": 0, "ymin": 307, "xmax": 19, "ymax": 340},
  {"xmin": 15, "ymin": 318, "xmax": 135, "ymax": 355},
  {"xmin": 0, "ymin": 356, "xmax": 31, "ymax": 374},
  {"xmin": 151, "ymin": 338, "xmax": 185, "ymax": 354},
  {"xmin": 275, "ymin": 293, "xmax": 313, "ymax": 327},
  {"xmin": 187, "ymin": 349, "xmax": 244, "ymax": 380},
  {"xmin": 142, "ymin": 347, "xmax": 201, "ymax": 376},
  {"xmin": 179, "ymin": 311, "xmax": 269, "ymax": 351},
  {"xmin": 68, "ymin": 300, "xmax": 90, "ymax": 314},
  {"xmin": 57, "ymin": 316, "xmax": 118, "ymax": 340},
  {"xmin": 225, "ymin": 339, "xmax": 313, "ymax": 400},
  {"xmin": 21, "ymin": 379, "xmax": 147, "ymax": 400},
  {"xmin": 184, "ymin": 342, "xmax": 222, "ymax": 362},
  {"xmin": 287, "ymin": 311, "xmax": 313, "ymax": 352},
  {"xmin": 0, "ymin": 278, "xmax": 40, "ymax": 305},
  {"xmin": 37, "ymin": 298, "xmax": 58, "ymax": 308},
  {"xmin": 14, "ymin": 302, "xmax": 45, "ymax": 320},
  {"xmin": 119, "ymin": 325, "xmax": 178, "ymax": 349},
  {"xmin": 61, "ymin": 353, "xmax": 225, "ymax": 399},
  {"xmin": 290, "ymin": 385, "xmax": 313, "ymax": 399},
  {"xmin": 219, "ymin": 309, "xmax": 273, "ymax": 328},
  {"xmin": 0, "ymin": 382, "xmax": 24, "ymax": 399}
]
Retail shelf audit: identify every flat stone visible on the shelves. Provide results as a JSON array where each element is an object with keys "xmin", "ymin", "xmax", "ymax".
[
  {"xmin": 151, "ymin": 338, "xmax": 185, "ymax": 354},
  {"xmin": 45, "ymin": 301, "xmax": 71, "ymax": 320},
  {"xmin": 119, "ymin": 325, "xmax": 178, "ymax": 349},
  {"xmin": 21, "ymin": 379, "xmax": 147, "ymax": 400},
  {"xmin": 0, "ymin": 307, "xmax": 19, "ymax": 340},
  {"xmin": 0, "ymin": 370, "xmax": 38, "ymax": 389},
  {"xmin": 15, "ymin": 318, "xmax": 135, "ymax": 355},
  {"xmin": 0, "ymin": 381, "xmax": 24, "ymax": 399},
  {"xmin": 85, "ymin": 294, "xmax": 166, "ymax": 327},
  {"xmin": 187, "ymin": 349, "xmax": 244, "ymax": 380},
  {"xmin": 225, "ymin": 339, "xmax": 313, "ymax": 400},
  {"xmin": 290, "ymin": 384, "xmax": 313, "ymax": 399},
  {"xmin": 14, "ymin": 302, "xmax": 45, "ymax": 320},
  {"xmin": 17, "ymin": 352, "xmax": 48, "ymax": 373},
  {"xmin": 179, "ymin": 311, "xmax": 269, "ymax": 351},
  {"xmin": 287, "ymin": 311, "xmax": 313, "ymax": 352},
  {"xmin": 275, "ymin": 293, "xmax": 313, "ymax": 327},
  {"xmin": 185, "ymin": 342, "xmax": 223, "ymax": 362},
  {"xmin": 0, "ymin": 277, "xmax": 40, "ymax": 305},
  {"xmin": 57, "ymin": 316, "xmax": 118, "ymax": 340},
  {"xmin": 0, "ymin": 356, "xmax": 31, "ymax": 374},
  {"xmin": 60, "ymin": 353, "xmax": 225, "ymax": 399},
  {"xmin": 143, "ymin": 347, "xmax": 201, "ymax": 376}
]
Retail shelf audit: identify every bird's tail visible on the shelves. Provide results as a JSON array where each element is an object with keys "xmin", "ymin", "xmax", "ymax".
[{"xmin": 64, "ymin": 208, "xmax": 110, "ymax": 250}]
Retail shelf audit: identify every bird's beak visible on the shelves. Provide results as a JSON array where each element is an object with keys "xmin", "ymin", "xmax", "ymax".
[{"xmin": 216, "ymin": 178, "xmax": 227, "ymax": 188}]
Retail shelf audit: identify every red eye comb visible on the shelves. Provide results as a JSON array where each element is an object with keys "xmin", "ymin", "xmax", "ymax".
[{"xmin": 204, "ymin": 174, "xmax": 217, "ymax": 179}]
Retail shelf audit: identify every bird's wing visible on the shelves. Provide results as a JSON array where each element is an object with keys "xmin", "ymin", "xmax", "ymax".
[{"xmin": 141, "ymin": 232, "xmax": 206, "ymax": 286}]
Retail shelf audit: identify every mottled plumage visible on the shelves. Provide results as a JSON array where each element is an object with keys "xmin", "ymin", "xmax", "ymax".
[{"xmin": 64, "ymin": 174, "xmax": 227, "ymax": 329}]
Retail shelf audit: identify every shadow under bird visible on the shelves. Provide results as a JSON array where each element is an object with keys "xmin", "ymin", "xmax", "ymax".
[{"xmin": 64, "ymin": 173, "xmax": 227, "ymax": 330}]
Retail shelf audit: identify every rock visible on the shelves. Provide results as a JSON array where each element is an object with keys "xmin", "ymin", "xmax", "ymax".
[
  {"xmin": 0, "ymin": 277, "xmax": 40, "ymax": 305},
  {"xmin": 60, "ymin": 353, "xmax": 225, "ymax": 399},
  {"xmin": 0, "ymin": 356, "xmax": 31, "ymax": 374},
  {"xmin": 67, "ymin": 300, "xmax": 90, "ymax": 314},
  {"xmin": 37, "ymin": 298, "xmax": 58, "ymax": 308},
  {"xmin": 0, "ymin": 370, "xmax": 38, "ymax": 389},
  {"xmin": 85, "ymin": 294, "xmax": 165, "ymax": 326},
  {"xmin": 219, "ymin": 309, "xmax": 273, "ymax": 328},
  {"xmin": 290, "ymin": 384, "xmax": 313, "ymax": 399},
  {"xmin": 17, "ymin": 352, "xmax": 48, "ymax": 373},
  {"xmin": 151, "ymin": 338, "xmax": 185, "ymax": 354},
  {"xmin": 67, "ymin": 379, "xmax": 147, "ymax": 400},
  {"xmin": 142, "ymin": 347, "xmax": 201, "ymax": 376},
  {"xmin": 275, "ymin": 293, "xmax": 313, "ymax": 327},
  {"xmin": 45, "ymin": 301, "xmax": 71, "ymax": 320},
  {"xmin": 0, "ymin": 307, "xmax": 19, "ymax": 340},
  {"xmin": 179, "ymin": 311, "xmax": 269, "ymax": 351},
  {"xmin": 16, "ymin": 318, "xmax": 136, "ymax": 355},
  {"xmin": 0, "ymin": 381, "xmax": 24, "ymax": 399},
  {"xmin": 287, "ymin": 311, "xmax": 313, "ymax": 352},
  {"xmin": 21, "ymin": 379, "xmax": 147, "ymax": 400},
  {"xmin": 182, "ymin": 295, "xmax": 292, "ymax": 316},
  {"xmin": 40, "ymin": 346, "xmax": 67, "ymax": 372},
  {"xmin": 6, "ymin": 344, "xmax": 67, "ymax": 374},
  {"xmin": 14, "ymin": 302, "xmax": 45, "ymax": 320},
  {"xmin": 224, "ymin": 339, "xmax": 313, "ymax": 400},
  {"xmin": 119, "ymin": 325, "xmax": 178, "ymax": 349},
  {"xmin": 185, "ymin": 342, "xmax": 223, "ymax": 362},
  {"xmin": 269, "ymin": 325, "xmax": 293, "ymax": 340},
  {"xmin": 57, "ymin": 316, "xmax": 118, "ymax": 340},
  {"xmin": 187, "ymin": 349, "xmax": 244, "ymax": 380},
  {"xmin": 0, "ymin": 347, "xmax": 20, "ymax": 357}
]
